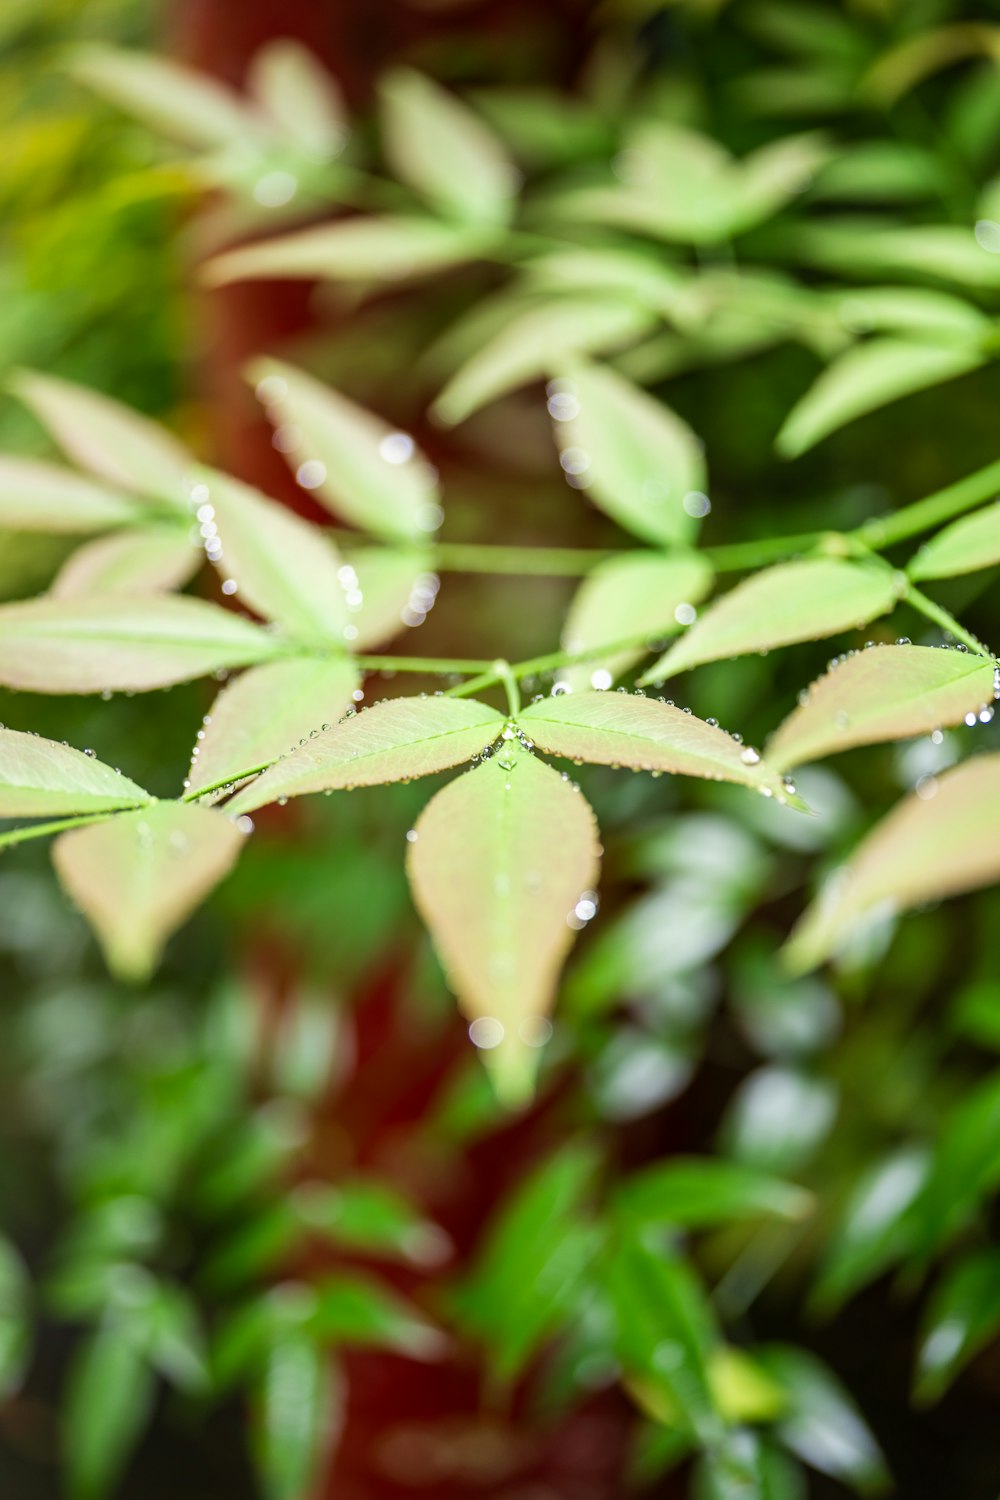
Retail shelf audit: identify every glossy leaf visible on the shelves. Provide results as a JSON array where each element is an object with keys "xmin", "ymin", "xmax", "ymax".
[
  {"xmin": 697, "ymin": 1432, "xmax": 806, "ymax": 1500},
  {"xmin": 52, "ymin": 526, "xmax": 200, "ymax": 598},
  {"xmin": 407, "ymin": 742, "xmax": 601, "ymax": 1102},
  {"xmin": 616, "ymin": 1157, "xmax": 812, "ymax": 1229},
  {"xmin": 559, "ymin": 552, "xmax": 714, "ymax": 690},
  {"xmin": 813, "ymin": 1148, "xmax": 929, "ymax": 1312},
  {"xmin": 0, "ymin": 457, "xmax": 137, "ymax": 533},
  {"xmin": 756, "ymin": 1346, "xmax": 888, "ymax": 1493},
  {"xmin": 250, "ymin": 358, "xmax": 440, "ymax": 543},
  {"xmin": 63, "ymin": 1322, "xmax": 156, "ymax": 1500},
  {"xmin": 785, "ymin": 753, "xmax": 1000, "ymax": 973},
  {"xmin": 12, "ymin": 371, "xmax": 192, "ymax": 507},
  {"xmin": 767, "ymin": 645, "xmax": 997, "ymax": 771},
  {"xmin": 203, "ymin": 216, "xmax": 495, "ymax": 287},
  {"xmin": 641, "ymin": 560, "xmax": 901, "ymax": 683},
  {"xmin": 0, "ymin": 728, "xmax": 150, "ymax": 818},
  {"xmin": 187, "ymin": 658, "xmax": 359, "ymax": 796},
  {"xmin": 228, "ymin": 695, "xmax": 505, "ymax": 815},
  {"xmin": 255, "ymin": 1337, "xmax": 338, "ymax": 1500},
  {"xmin": 345, "ymin": 547, "xmax": 435, "ymax": 649},
  {"xmin": 0, "ymin": 1236, "xmax": 31, "ymax": 1400},
  {"xmin": 777, "ymin": 338, "xmax": 985, "ymax": 458},
  {"xmin": 379, "ymin": 68, "xmax": 518, "ymax": 225},
  {"xmin": 247, "ymin": 39, "xmax": 346, "ymax": 158},
  {"xmin": 0, "ymin": 595, "xmax": 278, "ymax": 694},
  {"xmin": 914, "ymin": 1249, "xmax": 1000, "ymax": 1403},
  {"xmin": 70, "ymin": 44, "xmax": 256, "ymax": 148},
  {"xmin": 551, "ymin": 363, "xmax": 707, "ymax": 546},
  {"xmin": 521, "ymin": 690, "xmax": 803, "ymax": 806},
  {"xmin": 721, "ymin": 1067, "xmax": 838, "ymax": 1175},
  {"xmin": 52, "ymin": 801, "xmax": 246, "ymax": 981},
  {"xmin": 908, "ymin": 501, "xmax": 1000, "ymax": 580}
]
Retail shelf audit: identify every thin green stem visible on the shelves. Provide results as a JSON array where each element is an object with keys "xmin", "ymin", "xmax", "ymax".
[
  {"xmin": 353, "ymin": 654, "xmax": 495, "ymax": 675},
  {"xmin": 446, "ymin": 630, "xmax": 666, "ymax": 700},
  {"xmin": 492, "ymin": 660, "xmax": 521, "ymax": 716},
  {"xmin": 182, "ymin": 766, "xmax": 274, "ymax": 803},
  {"xmin": 905, "ymin": 584, "xmax": 994, "ymax": 659},
  {"xmin": 851, "ymin": 457, "xmax": 1000, "ymax": 552},
  {"xmin": 0, "ymin": 809, "xmax": 125, "ymax": 851}
]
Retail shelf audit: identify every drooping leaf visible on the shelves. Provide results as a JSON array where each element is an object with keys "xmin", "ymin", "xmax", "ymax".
[
  {"xmin": 0, "ymin": 1236, "xmax": 31, "ymax": 1399},
  {"xmin": 247, "ymin": 39, "xmax": 346, "ymax": 159},
  {"xmin": 70, "ymin": 44, "xmax": 257, "ymax": 148},
  {"xmin": 0, "ymin": 728, "xmax": 150, "ymax": 818},
  {"xmin": 784, "ymin": 754, "xmax": 1000, "ymax": 973},
  {"xmin": 254, "ymin": 1338, "xmax": 338, "ymax": 1500},
  {"xmin": 309, "ymin": 1273, "xmax": 444, "ymax": 1358},
  {"xmin": 550, "ymin": 362, "xmax": 708, "ymax": 546},
  {"xmin": 914, "ymin": 1249, "xmax": 1000, "ymax": 1404},
  {"xmin": 755, "ymin": 1345, "xmax": 888, "ymax": 1493},
  {"xmin": 228, "ymin": 695, "xmax": 505, "ymax": 815},
  {"xmin": 559, "ymin": 552, "xmax": 714, "ymax": 690},
  {"xmin": 0, "ymin": 595, "xmax": 278, "ymax": 694},
  {"xmin": 641, "ymin": 560, "xmax": 901, "ymax": 683},
  {"xmin": 766, "ymin": 645, "xmax": 997, "ymax": 771},
  {"xmin": 345, "ymin": 547, "xmax": 435, "ymax": 649},
  {"xmin": 824, "ymin": 285, "xmax": 989, "ymax": 341},
  {"xmin": 0, "ymin": 457, "xmax": 138, "ymax": 533},
  {"xmin": 615, "ymin": 1157, "xmax": 812, "ymax": 1230},
  {"xmin": 63, "ymin": 1321, "xmax": 156, "ymax": 1500},
  {"xmin": 187, "ymin": 659, "xmax": 359, "ymax": 796},
  {"xmin": 51, "ymin": 526, "xmax": 200, "ymax": 597},
  {"xmin": 521, "ymin": 690, "xmax": 803, "ymax": 806},
  {"xmin": 407, "ymin": 742, "xmax": 601, "ymax": 1102},
  {"xmin": 776, "ymin": 338, "xmax": 985, "ymax": 458},
  {"xmin": 812, "ymin": 1147, "xmax": 929, "ymax": 1313},
  {"xmin": 11, "ymin": 371, "xmax": 192, "ymax": 507},
  {"xmin": 249, "ymin": 358, "xmax": 440, "ymax": 543},
  {"xmin": 293, "ymin": 1177, "xmax": 449, "ymax": 1266},
  {"xmin": 52, "ymin": 801, "xmax": 246, "ymax": 981},
  {"xmin": 908, "ymin": 501, "xmax": 1000, "ymax": 580},
  {"xmin": 197, "ymin": 469, "xmax": 349, "ymax": 642},
  {"xmin": 379, "ymin": 67, "xmax": 519, "ymax": 225}
]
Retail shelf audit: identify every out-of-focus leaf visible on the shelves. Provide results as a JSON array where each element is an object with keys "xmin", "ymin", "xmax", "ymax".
[
  {"xmin": 254, "ymin": 1338, "xmax": 338, "ymax": 1500},
  {"xmin": 615, "ymin": 1157, "xmax": 812, "ymax": 1230},
  {"xmin": 346, "ymin": 547, "xmax": 434, "ymax": 649},
  {"xmin": 0, "ymin": 728, "xmax": 150, "ymax": 818},
  {"xmin": 250, "ymin": 358, "xmax": 440, "ymax": 543},
  {"xmin": 11, "ymin": 370, "xmax": 192, "ymax": 507},
  {"xmin": 379, "ymin": 67, "xmax": 518, "ymax": 225},
  {"xmin": 776, "ymin": 220, "xmax": 1000, "ymax": 289},
  {"xmin": 188, "ymin": 658, "xmax": 359, "ymax": 796},
  {"xmin": 696, "ymin": 1431, "xmax": 806, "ymax": 1500},
  {"xmin": 70, "ymin": 44, "xmax": 257, "ymax": 148},
  {"xmin": 203, "ymin": 216, "xmax": 496, "ymax": 286},
  {"xmin": 310, "ymin": 1273, "xmax": 444, "ymax": 1358},
  {"xmin": 0, "ymin": 1236, "xmax": 31, "ymax": 1399},
  {"xmin": 146, "ymin": 1282, "xmax": 210, "ymax": 1393},
  {"xmin": 51, "ymin": 526, "xmax": 200, "ymax": 597},
  {"xmin": 641, "ymin": 560, "xmax": 901, "ymax": 682},
  {"xmin": 293, "ymin": 1178, "xmax": 449, "ymax": 1266},
  {"xmin": 558, "ymin": 552, "xmax": 714, "ymax": 690},
  {"xmin": 52, "ymin": 801, "xmax": 246, "ymax": 981},
  {"xmin": 813, "ymin": 1147, "xmax": 929, "ymax": 1312},
  {"xmin": 755, "ymin": 1345, "xmax": 889, "ymax": 1493},
  {"xmin": 228, "ymin": 695, "xmax": 504, "ymax": 814},
  {"xmin": 863, "ymin": 24, "xmax": 1000, "ymax": 107},
  {"xmin": 914, "ymin": 1249, "xmax": 1000, "ymax": 1404},
  {"xmin": 810, "ymin": 143, "xmax": 947, "ymax": 204},
  {"xmin": 522, "ymin": 690, "xmax": 803, "ymax": 805},
  {"xmin": 766, "ymin": 645, "xmax": 996, "ymax": 771},
  {"xmin": 720, "ymin": 1068, "xmax": 838, "ymax": 1175},
  {"xmin": 909, "ymin": 1072, "xmax": 1000, "ymax": 1259},
  {"xmin": 826, "ymin": 286, "xmax": 989, "ymax": 341},
  {"xmin": 469, "ymin": 85, "xmax": 614, "ymax": 166},
  {"xmin": 0, "ymin": 457, "xmax": 137, "ymax": 533},
  {"xmin": 407, "ymin": 742, "xmax": 601, "ymax": 1102},
  {"xmin": 908, "ymin": 502, "xmax": 1000, "ymax": 580},
  {"xmin": 550, "ymin": 362, "xmax": 707, "ymax": 546},
  {"xmin": 784, "ymin": 754, "xmax": 1000, "ymax": 973},
  {"xmin": 247, "ymin": 39, "xmax": 346, "ymax": 159},
  {"xmin": 776, "ymin": 339, "xmax": 985, "ymax": 457},
  {"xmin": 63, "ymin": 1321, "xmax": 156, "ymax": 1500},
  {"xmin": 0, "ymin": 595, "xmax": 278, "ymax": 693}
]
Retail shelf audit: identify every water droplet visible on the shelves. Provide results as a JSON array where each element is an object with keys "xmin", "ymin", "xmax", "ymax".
[
  {"xmin": 740, "ymin": 746, "xmax": 761, "ymax": 765},
  {"xmin": 469, "ymin": 1017, "xmax": 504, "ymax": 1050}
]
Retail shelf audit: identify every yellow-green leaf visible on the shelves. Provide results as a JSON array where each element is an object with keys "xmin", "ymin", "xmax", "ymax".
[
  {"xmin": 0, "ymin": 457, "xmax": 137, "ymax": 533},
  {"xmin": 0, "ymin": 729, "xmax": 150, "ymax": 818},
  {"xmin": 247, "ymin": 39, "xmax": 346, "ymax": 159},
  {"xmin": 51, "ymin": 527, "xmax": 200, "ymax": 597},
  {"xmin": 908, "ymin": 501, "xmax": 1000, "ymax": 580},
  {"xmin": 70, "ymin": 44, "xmax": 257, "ymax": 149}
]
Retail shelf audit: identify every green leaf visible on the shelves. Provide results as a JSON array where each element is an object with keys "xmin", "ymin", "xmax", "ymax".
[
  {"xmin": 52, "ymin": 800, "xmax": 246, "ymax": 981},
  {"xmin": 696, "ymin": 1432, "xmax": 806, "ymax": 1500},
  {"xmin": 379, "ymin": 67, "xmax": 518, "ymax": 225},
  {"xmin": 0, "ymin": 595, "xmax": 278, "ymax": 694},
  {"xmin": 550, "ymin": 362, "xmax": 708, "ymax": 546},
  {"xmin": 346, "ymin": 546, "xmax": 435, "ymax": 649},
  {"xmin": 0, "ymin": 1236, "xmax": 31, "ymax": 1399},
  {"xmin": 52, "ymin": 526, "xmax": 200, "ymax": 597},
  {"xmin": 70, "ymin": 44, "xmax": 257, "ymax": 149},
  {"xmin": 914, "ymin": 1249, "xmax": 1000, "ymax": 1403},
  {"xmin": 616, "ymin": 1157, "xmax": 812, "ymax": 1230},
  {"xmin": 293, "ymin": 1178, "xmax": 449, "ymax": 1266},
  {"xmin": 407, "ymin": 742, "xmax": 601, "ymax": 1102},
  {"xmin": 908, "ymin": 501, "xmax": 1000, "ymax": 580},
  {"xmin": 0, "ymin": 457, "xmax": 138, "ymax": 533},
  {"xmin": 778, "ymin": 219, "xmax": 1000, "ymax": 290},
  {"xmin": 310, "ymin": 1272, "xmax": 444, "ymax": 1357},
  {"xmin": 559, "ymin": 552, "xmax": 714, "ymax": 690},
  {"xmin": 909, "ymin": 1072, "xmax": 1000, "ymax": 1261},
  {"xmin": 145, "ymin": 1282, "xmax": 210, "ymax": 1394},
  {"xmin": 766, "ymin": 645, "xmax": 997, "ymax": 771},
  {"xmin": 825, "ymin": 286, "xmax": 989, "ymax": 341},
  {"xmin": 254, "ymin": 1338, "xmax": 338, "ymax": 1500},
  {"xmin": 228, "ymin": 694, "xmax": 504, "ymax": 815},
  {"xmin": 776, "ymin": 339, "xmax": 985, "ymax": 458},
  {"xmin": 246, "ymin": 39, "xmax": 345, "ymax": 159},
  {"xmin": 202, "ymin": 215, "xmax": 496, "ymax": 287},
  {"xmin": 249, "ymin": 358, "xmax": 441, "ymax": 543},
  {"xmin": 0, "ymin": 728, "xmax": 151, "ymax": 818},
  {"xmin": 721, "ymin": 1067, "xmax": 837, "ymax": 1175},
  {"xmin": 755, "ymin": 1345, "xmax": 888, "ymax": 1493},
  {"xmin": 197, "ymin": 469, "xmax": 349, "ymax": 642},
  {"xmin": 11, "ymin": 370, "xmax": 192, "ymax": 507},
  {"xmin": 813, "ymin": 1147, "xmax": 929, "ymax": 1313},
  {"xmin": 187, "ymin": 658, "xmax": 359, "ymax": 796},
  {"xmin": 523, "ymin": 247, "xmax": 688, "ymax": 311},
  {"xmin": 784, "ymin": 753, "xmax": 1000, "ymax": 974},
  {"xmin": 521, "ymin": 690, "xmax": 803, "ymax": 806},
  {"xmin": 641, "ymin": 560, "xmax": 901, "ymax": 683},
  {"xmin": 63, "ymin": 1322, "xmax": 156, "ymax": 1500}
]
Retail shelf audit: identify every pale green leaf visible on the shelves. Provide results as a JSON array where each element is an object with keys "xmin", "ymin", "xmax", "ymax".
[
  {"xmin": 559, "ymin": 552, "xmax": 714, "ymax": 690},
  {"xmin": 70, "ymin": 43, "xmax": 257, "ymax": 149},
  {"xmin": 228, "ymin": 695, "xmax": 505, "ymax": 815},
  {"xmin": 779, "ymin": 219, "xmax": 1000, "ymax": 289},
  {"xmin": 616, "ymin": 1156, "xmax": 812, "ymax": 1229},
  {"xmin": 777, "ymin": 338, "xmax": 985, "ymax": 458},
  {"xmin": 0, "ymin": 457, "xmax": 138, "ymax": 533},
  {"xmin": 379, "ymin": 67, "xmax": 518, "ymax": 225},
  {"xmin": 784, "ymin": 753, "xmax": 1000, "ymax": 973},
  {"xmin": 914, "ymin": 1250, "xmax": 1000, "ymax": 1404},
  {"xmin": 63, "ymin": 1322, "xmax": 156, "ymax": 1500},
  {"xmin": 827, "ymin": 286, "xmax": 989, "ymax": 341},
  {"xmin": 51, "ymin": 526, "xmax": 200, "ymax": 597},
  {"xmin": 767, "ymin": 645, "xmax": 996, "ymax": 771},
  {"xmin": 0, "ymin": 595, "xmax": 278, "ymax": 694},
  {"xmin": 12, "ymin": 371, "xmax": 192, "ymax": 507},
  {"xmin": 249, "ymin": 358, "xmax": 440, "ymax": 543},
  {"xmin": 908, "ymin": 501, "xmax": 1000, "ymax": 580},
  {"xmin": 733, "ymin": 132, "xmax": 831, "ymax": 231},
  {"xmin": 345, "ymin": 547, "xmax": 435, "ymax": 650},
  {"xmin": 0, "ymin": 728, "xmax": 150, "ymax": 818},
  {"xmin": 187, "ymin": 658, "xmax": 359, "ymax": 796},
  {"xmin": 551, "ymin": 362, "xmax": 708, "ymax": 546},
  {"xmin": 255, "ymin": 1338, "xmax": 338, "ymax": 1500},
  {"xmin": 407, "ymin": 743, "xmax": 601, "ymax": 1102},
  {"xmin": 197, "ymin": 469, "xmax": 349, "ymax": 642},
  {"xmin": 247, "ymin": 39, "xmax": 346, "ymax": 158},
  {"xmin": 522, "ymin": 247, "xmax": 689, "ymax": 312},
  {"xmin": 813, "ymin": 1148, "xmax": 929, "ymax": 1313},
  {"xmin": 53, "ymin": 800, "xmax": 246, "ymax": 981},
  {"xmin": 521, "ymin": 690, "xmax": 801, "ymax": 805},
  {"xmin": 641, "ymin": 560, "xmax": 901, "ymax": 683}
]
